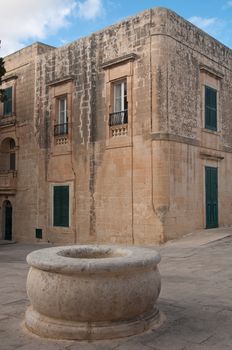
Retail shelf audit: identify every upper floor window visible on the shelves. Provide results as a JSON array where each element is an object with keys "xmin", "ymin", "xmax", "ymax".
[
  {"xmin": 109, "ymin": 80, "xmax": 128, "ymax": 126},
  {"xmin": 54, "ymin": 96, "xmax": 68, "ymax": 136},
  {"xmin": 3, "ymin": 87, "xmax": 13, "ymax": 116},
  {"xmin": 0, "ymin": 138, "xmax": 16, "ymax": 171},
  {"xmin": 53, "ymin": 185, "xmax": 69, "ymax": 227},
  {"xmin": 9, "ymin": 139, "xmax": 16, "ymax": 170},
  {"xmin": 205, "ymin": 86, "xmax": 217, "ymax": 131}
]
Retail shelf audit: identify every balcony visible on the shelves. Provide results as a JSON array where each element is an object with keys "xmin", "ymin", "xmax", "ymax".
[
  {"xmin": 109, "ymin": 110, "xmax": 128, "ymax": 126},
  {"xmin": 109, "ymin": 111, "xmax": 128, "ymax": 137},
  {"xmin": 0, "ymin": 170, "xmax": 17, "ymax": 194},
  {"xmin": 0, "ymin": 115, "xmax": 16, "ymax": 128},
  {"xmin": 54, "ymin": 123, "xmax": 68, "ymax": 136}
]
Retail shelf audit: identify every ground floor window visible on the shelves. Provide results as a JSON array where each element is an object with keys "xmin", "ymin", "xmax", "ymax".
[{"xmin": 53, "ymin": 185, "xmax": 69, "ymax": 227}]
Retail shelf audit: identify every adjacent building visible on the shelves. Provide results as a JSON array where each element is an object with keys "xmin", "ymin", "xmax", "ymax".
[{"xmin": 1, "ymin": 7, "xmax": 232, "ymax": 245}]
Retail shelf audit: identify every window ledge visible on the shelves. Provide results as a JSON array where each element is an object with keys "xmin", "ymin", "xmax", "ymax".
[
  {"xmin": 48, "ymin": 226, "xmax": 72, "ymax": 234},
  {"xmin": 0, "ymin": 170, "xmax": 17, "ymax": 175},
  {"xmin": 0, "ymin": 113, "xmax": 16, "ymax": 118},
  {"xmin": 202, "ymin": 128, "xmax": 221, "ymax": 136}
]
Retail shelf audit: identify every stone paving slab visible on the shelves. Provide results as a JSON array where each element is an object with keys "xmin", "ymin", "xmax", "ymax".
[
  {"xmin": 0, "ymin": 239, "xmax": 16, "ymax": 245},
  {"xmin": 0, "ymin": 228, "xmax": 232, "ymax": 350}
]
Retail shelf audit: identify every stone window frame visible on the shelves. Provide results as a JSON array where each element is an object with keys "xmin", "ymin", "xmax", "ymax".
[
  {"xmin": 200, "ymin": 66, "xmax": 223, "ymax": 134},
  {"xmin": 103, "ymin": 54, "xmax": 136, "ymax": 148}
]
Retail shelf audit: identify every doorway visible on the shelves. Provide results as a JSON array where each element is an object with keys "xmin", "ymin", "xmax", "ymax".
[
  {"xmin": 3, "ymin": 200, "xmax": 12, "ymax": 240},
  {"xmin": 205, "ymin": 166, "xmax": 218, "ymax": 229}
]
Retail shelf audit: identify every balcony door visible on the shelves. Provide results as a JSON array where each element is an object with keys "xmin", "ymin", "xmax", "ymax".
[{"xmin": 4, "ymin": 200, "xmax": 12, "ymax": 240}]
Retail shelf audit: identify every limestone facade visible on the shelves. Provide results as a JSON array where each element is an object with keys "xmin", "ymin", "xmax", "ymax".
[{"xmin": 0, "ymin": 7, "xmax": 232, "ymax": 244}]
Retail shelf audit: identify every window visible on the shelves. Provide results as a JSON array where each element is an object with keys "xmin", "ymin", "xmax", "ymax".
[
  {"xmin": 109, "ymin": 80, "xmax": 128, "ymax": 126},
  {"xmin": 3, "ymin": 87, "xmax": 13, "ymax": 116},
  {"xmin": 54, "ymin": 96, "xmax": 68, "ymax": 136},
  {"xmin": 9, "ymin": 139, "xmax": 16, "ymax": 171},
  {"xmin": 53, "ymin": 185, "xmax": 69, "ymax": 227},
  {"xmin": 0, "ymin": 138, "xmax": 16, "ymax": 171},
  {"xmin": 205, "ymin": 86, "xmax": 217, "ymax": 131}
]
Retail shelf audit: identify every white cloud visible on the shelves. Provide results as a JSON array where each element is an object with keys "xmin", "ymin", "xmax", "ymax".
[
  {"xmin": 77, "ymin": 0, "xmax": 104, "ymax": 20},
  {"xmin": 226, "ymin": 1, "xmax": 232, "ymax": 7},
  {"xmin": 0, "ymin": 0, "xmax": 104, "ymax": 57},
  {"xmin": 188, "ymin": 16, "xmax": 226, "ymax": 38},
  {"xmin": 188, "ymin": 16, "xmax": 221, "ymax": 30},
  {"xmin": 0, "ymin": 0, "xmax": 77, "ymax": 56},
  {"xmin": 188, "ymin": 15, "xmax": 232, "ymax": 48}
]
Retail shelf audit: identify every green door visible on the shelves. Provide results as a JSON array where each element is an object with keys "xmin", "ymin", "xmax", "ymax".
[
  {"xmin": 205, "ymin": 167, "xmax": 218, "ymax": 229},
  {"xmin": 4, "ymin": 201, "xmax": 12, "ymax": 240}
]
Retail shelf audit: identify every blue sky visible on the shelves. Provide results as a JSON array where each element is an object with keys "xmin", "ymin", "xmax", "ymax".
[{"xmin": 0, "ymin": 0, "xmax": 232, "ymax": 56}]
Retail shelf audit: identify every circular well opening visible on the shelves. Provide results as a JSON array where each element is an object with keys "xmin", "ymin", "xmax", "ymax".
[{"xmin": 57, "ymin": 247, "xmax": 128, "ymax": 259}]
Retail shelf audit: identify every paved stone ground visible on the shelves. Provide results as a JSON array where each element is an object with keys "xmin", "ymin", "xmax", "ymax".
[{"xmin": 0, "ymin": 228, "xmax": 232, "ymax": 350}]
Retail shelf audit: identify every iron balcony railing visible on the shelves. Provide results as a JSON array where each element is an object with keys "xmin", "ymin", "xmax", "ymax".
[
  {"xmin": 54, "ymin": 123, "xmax": 68, "ymax": 136},
  {"xmin": 109, "ymin": 110, "xmax": 128, "ymax": 126}
]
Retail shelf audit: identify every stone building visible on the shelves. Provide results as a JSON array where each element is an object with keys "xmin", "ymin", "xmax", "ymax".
[
  {"xmin": 0, "ymin": 7, "xmax": 232, "ymax": 245},
  {"xmin": 0, "ymin": 43, "xmax": 54, "ymax": 241}
]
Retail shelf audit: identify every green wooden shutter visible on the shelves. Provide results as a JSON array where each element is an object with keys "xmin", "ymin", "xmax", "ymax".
[
  {"xmin": 4, "ymin": 87, "xmax": 13, "ymax": 116},
  {"xmin": 205, "ymin": 167, "xmax": 218, "ymax": 228},
  {"xmin": 10, "ymin": 153, "xmax": 15, "ymax": 170},
  {"xmin": 53, "ymin": 186, "xmax": 69, "ymax": 227},
  {"xmin": 205, "ymin": 86, "xmax": 217, "ymax": 131}
]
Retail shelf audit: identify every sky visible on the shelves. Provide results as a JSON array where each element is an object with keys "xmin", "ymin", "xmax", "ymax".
[{"xmin": 0, "ymin": 0, "xmax": 232, "ymax": 57}]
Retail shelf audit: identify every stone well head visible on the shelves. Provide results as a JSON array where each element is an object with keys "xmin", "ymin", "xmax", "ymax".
[{"xmin": 25, "ymin": 245, "xmax": 163, "ymax": 340}]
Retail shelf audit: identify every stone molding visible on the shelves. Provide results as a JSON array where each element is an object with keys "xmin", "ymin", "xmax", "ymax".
[
  {"xmin": 1, "ymin": 75, "xmax": 18, "ymax": 83},
  {"xmin": 151, "ymin": 132, "xmax": 200, "ymax": 146},
  {"xmin": 200, "ymin": 152, "xmax": 224, "ymax": 161},
  {"xmin": 102, "ymin": 53, "xmax": 137, "ymax": 70},
  {"xmin": 48, "ymin": 76, "xmax": 74, "ymax": 87},
  {"xmin": 200, "ymin": 65, "xmax": 224, "ymax": 79}
]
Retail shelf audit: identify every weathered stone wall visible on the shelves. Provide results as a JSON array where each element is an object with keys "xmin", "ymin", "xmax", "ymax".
[
  {"xmin": 0, "ymin": 43, "xmax": 54, "ymax": 241},
  {"xmin": 150, "ymin": 8, "xmax": 232, "ymax": 239},
  {"xmin": 35, "ymin": 9, "xmax": 163, "ymax": 244}
]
